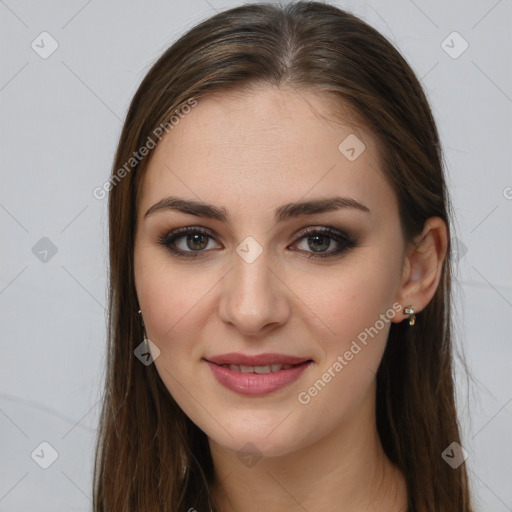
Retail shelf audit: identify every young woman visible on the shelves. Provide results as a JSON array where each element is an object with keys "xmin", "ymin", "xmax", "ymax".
[{"xmin": 93, "ymin": 2, "xmax": 474, "ymax": 511}]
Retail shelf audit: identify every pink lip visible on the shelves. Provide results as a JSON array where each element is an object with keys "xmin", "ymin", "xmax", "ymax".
[
  {"xmin": 204, "ymin": 353, "xmax": 313, "ymax": 396},
  {"xmin": 206, "ymin": 352, "xmax": 311, "ymax": 366}
]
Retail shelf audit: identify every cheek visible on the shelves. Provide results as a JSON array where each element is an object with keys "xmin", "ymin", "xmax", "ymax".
[
  {"xmin": 295, "ymin": 247, "xmax": 402, "ymax": 402},
  {"xmin": 293, "ymin": 277, "xmax": 397, "ymax": 445},
  {"xmin": 135, "ymin": 249, "xmax": 212, "ymax": 343},
  {"xmin": 300, "ymin": 250, "xmax": 401, "ymax": 348},
  {"xmin": 134, "ymin": 251, "xmax": 227, "ymax": 406}
]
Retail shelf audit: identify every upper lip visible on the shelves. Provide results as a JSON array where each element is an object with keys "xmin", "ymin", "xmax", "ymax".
[{"xmin": 205, "ymin": 352, "xmax": 312, "ymax": 366}]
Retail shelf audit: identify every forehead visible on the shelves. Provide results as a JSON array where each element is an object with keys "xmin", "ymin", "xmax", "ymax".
[{"xmin": 138, "ymin": 86, "xmax": 396, "ymax": 225}]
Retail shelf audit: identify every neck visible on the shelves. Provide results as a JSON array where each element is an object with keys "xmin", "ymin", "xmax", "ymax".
[{"xmin": 208, "ymin": 382, "xmax": 408, "ymax": 512}]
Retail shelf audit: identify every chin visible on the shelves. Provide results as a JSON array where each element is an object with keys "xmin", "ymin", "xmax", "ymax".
[
  {"xmin": 210, "ymin": 430, "xmax": 303, "ymax": 459},
  {"xmin": 202, "ymin": 408, "xmax": 314, "ymax": 460}
]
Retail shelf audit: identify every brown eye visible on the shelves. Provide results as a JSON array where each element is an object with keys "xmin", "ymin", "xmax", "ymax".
[
  {"xmin": 158, "ymin": 227, "xmax": 221, "ymax": 258},
  {"xmin": 158, "ymin": 225, "xmax": 357, "ymax": 260},
  {"xmin": 185, "ymin": 233, "xmax": 209, "ymax": 251},
  {"xmin": 291, "ymin": 227, "xmax": 357, "ymax": 259}
]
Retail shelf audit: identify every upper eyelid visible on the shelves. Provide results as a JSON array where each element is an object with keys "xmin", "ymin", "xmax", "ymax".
[
  {"xmin": 162, "ymin": 225, "xmax": 353, "ymax": 251},
  {"xmin": 159, "ymin": 225, "xmax": 357, "ymax": 261},
  {"xmin": 164, "ymin": 225, "xmax": 348, "ymax": 242}
]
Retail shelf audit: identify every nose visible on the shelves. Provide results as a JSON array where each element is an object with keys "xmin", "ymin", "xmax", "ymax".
[{"xmin": 218, "ymin": 249, "xmax": 290, "ymax": 336}]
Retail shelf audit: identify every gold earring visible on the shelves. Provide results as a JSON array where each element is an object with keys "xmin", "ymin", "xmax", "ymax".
[{"xmin": 404, "ymin": 305, "xmax": 416, "ymax": 326}]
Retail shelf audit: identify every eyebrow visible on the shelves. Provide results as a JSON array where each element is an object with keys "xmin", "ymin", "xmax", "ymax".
[{"xmin": 144, "ymin": 195, "xmax": 370, "ymax": 223}]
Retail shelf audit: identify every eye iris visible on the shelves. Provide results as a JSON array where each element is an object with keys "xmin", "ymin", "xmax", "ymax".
[
  {"xmin": 187, "ymin": 233, "xmax": 208, "ymax": 251},
  {"xmin": 308, "ymin": 235, "xmax": 330, "ymax": 252}
]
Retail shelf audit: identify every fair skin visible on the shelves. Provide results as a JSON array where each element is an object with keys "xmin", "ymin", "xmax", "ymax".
[{"xmin": 134, "ymin": 86, "xmax": 447, "ymax": 512}]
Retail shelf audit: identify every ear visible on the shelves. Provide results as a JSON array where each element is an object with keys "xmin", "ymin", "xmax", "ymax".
[{"xmin": 392, "ymin": 216, "xmax": 449, "ymax": 323}]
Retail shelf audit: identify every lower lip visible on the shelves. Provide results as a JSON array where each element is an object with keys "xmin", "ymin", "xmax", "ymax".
[{"xmin": 205, "ymin": 360, "xmax": 312, "ymax": 396}]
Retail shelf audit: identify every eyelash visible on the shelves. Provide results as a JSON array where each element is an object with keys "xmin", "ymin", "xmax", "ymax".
[{"xmin": 157, "ymin": 225, "xmax": 357, "ymax": 260}]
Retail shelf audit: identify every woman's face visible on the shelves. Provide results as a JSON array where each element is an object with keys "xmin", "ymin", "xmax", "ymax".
[{"xmin": 134, "ymin": 86, "xmax": 408, "ymax": 457}]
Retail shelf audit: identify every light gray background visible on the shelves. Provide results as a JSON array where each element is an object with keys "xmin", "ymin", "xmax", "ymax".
[{"xmin": 1, "ymin": 1, "xmax": 511, "ymax": 510}]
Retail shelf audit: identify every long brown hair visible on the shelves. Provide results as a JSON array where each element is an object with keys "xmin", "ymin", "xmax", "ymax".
[{"xmin": 93, "ymin": 2, "xmax": 473, "ymax": 511}]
